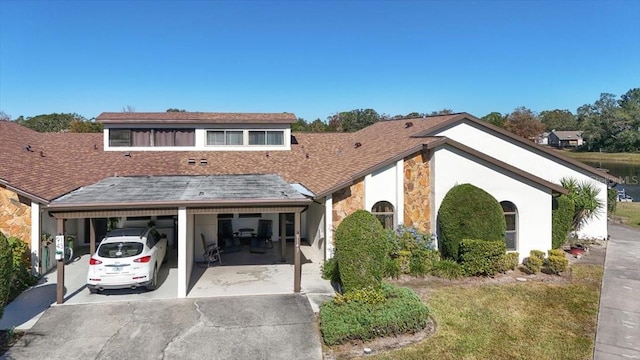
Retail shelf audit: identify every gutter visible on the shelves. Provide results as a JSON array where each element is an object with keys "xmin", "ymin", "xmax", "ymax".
[
  {"xmin": 0, "ymin": 178, "xmax": 50, "ymax": 204},
  {"xmin": 45, "ymin": 197, "xmax": 312, "ymax": 211}
]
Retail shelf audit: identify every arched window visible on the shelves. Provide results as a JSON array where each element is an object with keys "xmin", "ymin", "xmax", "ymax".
[
  {"xmin": 372, "ymin": 201, "xmax": 395, "ymax": 229},
  {"xmin": 501, "ymin": 201, "xmax": 518, "ymax": 251}
]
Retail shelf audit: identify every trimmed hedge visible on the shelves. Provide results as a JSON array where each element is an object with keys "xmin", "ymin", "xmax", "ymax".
[
  {"xmin": 459, "ymin": 239, "xmax": 506, "ymax": 276},
  {"xmin": 437, "ymin": 184, "xmax": 506, "ymax": 260},
  {"xmin": 430, "ymin": 259, "xmax": 464, "ymax": 279},
  {"xmin": 319, "ymin": 283, "xmax": 430, "ymax": 345},
  {"xmin": 498, "ymin": 252, "xmax": 520, "ymax": 273},
  {"xmin": 547, "ymin": 255, "xmax": 569, "ymax": 274},
  {"xmin": 552, "ymin": 195, "xmax": 575, "ymax": 249},
  {"xmin": 334, "ymin": 210, "xmax": 388, "ymax": 292},
  {"xmin": 0, "ymin": 232, "xmax": 13, "ymax": 319},
  {"xmin": 321, "ymin": 257, "xmax": 341, "ymax": 284},
  {"xmin": 525, "ymin": 251, "xmax": 544, "ymax": 274}
]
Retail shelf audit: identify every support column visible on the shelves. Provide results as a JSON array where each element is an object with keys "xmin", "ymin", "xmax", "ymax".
[
  {"xmin": 89, "ymin": 218, "xmax": 96, "ymax": 256},
  {"xmin": 177, "ymin": 207, "xmax": 187, "ymax": 298},
  {"xmin": 325, "ymin": 195, "xmax": 334, "ymax": 259},
  {"xmin": 56, "ymin": 218, "xmax": 65, "ymax": 304},
  {"xmin": 294, "ymin": 211, "xmax": 301, "ymax": 293},
  {"xmin": 30, "ymin": 202, "xmax": 40, "ymax": 275},
  {"xmin": 280, "ymin": 213, "xmax": 286, "ymax": 262}
]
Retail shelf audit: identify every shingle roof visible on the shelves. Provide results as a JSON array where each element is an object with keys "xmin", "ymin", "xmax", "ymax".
[
  {"xmin": 0, "ymin": 113, "xmax": 611, "ymax": 203},
  {"xmin": 551, "ymin": 130, "xmax": 583, "ymax": 140},
  {"xmin": 96, "ymin": 112, "xmax": 297, "ymax": 124}
]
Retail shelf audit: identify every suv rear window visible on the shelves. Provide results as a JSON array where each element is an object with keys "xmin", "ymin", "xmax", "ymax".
[{"xmin": 98, "ymin": 242, "xmax": 144, "ymax": 258}]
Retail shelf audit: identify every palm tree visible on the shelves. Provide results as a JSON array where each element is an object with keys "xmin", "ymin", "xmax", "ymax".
[{"xmin": 560, "ymin": 177, "xmax": 604, "ymax": 232}]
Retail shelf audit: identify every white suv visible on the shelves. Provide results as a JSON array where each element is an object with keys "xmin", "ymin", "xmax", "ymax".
[{"xmin": 87, "ymin": 227, "xmax": 167, "ymax": 293}]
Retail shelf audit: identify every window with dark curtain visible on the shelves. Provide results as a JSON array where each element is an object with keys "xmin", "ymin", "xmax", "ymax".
[
  {"xmin": 154, "ymin": 129, "xmax": 175, "ymax": 146},
  {"xmin": 131, "ymin": 129, "xmax": 151, "ymax": 147},
  {"xmin": 175, "ymin": 129, "xmax": 195, "ymax": 146},
  {"xmin": 109, "ymin": 129, "xmax": 131, "ymax": 147}
]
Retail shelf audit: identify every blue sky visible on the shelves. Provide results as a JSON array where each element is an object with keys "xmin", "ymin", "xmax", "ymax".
[{"xmin": 1, "ymin": 0, "xmax": 638, "ymax": 121}]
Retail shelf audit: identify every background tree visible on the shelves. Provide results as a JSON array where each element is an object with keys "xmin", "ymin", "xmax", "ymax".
[
  {"xmin": 327, "ymin": 108, "xmax": 381, "ymax": 132},
  {"xmin": 122, "ymin": 105, "xmax": 136, "ymax": 112},
  {"xmin": 429, "ymin": 108, "xmax": 454, "ymax": 115},
  {"xmin": 308, "ymin": 118, "xmax": 328, "ymax": 132},
  {"xmin": 291, "ymin": 118, "xmax": 309, "ymax": 132},
  {"xmin": 166, "ymin": 108, "xmax": 186, "ymax": 112},
  {"xmin": 16, "ymin": 113, "xmax": 87, "ymax": 133},
  {"xmin": 539, "ymin": 109, "xmax": 577, "ymax": 131},
  {"xmin": 504, "ymin": 107, "xmax": 545, "ymax": 140},
  {"xmin": 481, "ymin": 112, "xmax": 506, "ymax": 128},
  {"xmin": 69, "ymin": 119, "xmax": 103, "ymax": 133},
  {"xmin": 0, "ymin": 111, "xmax": 10, "ymax": 121}
]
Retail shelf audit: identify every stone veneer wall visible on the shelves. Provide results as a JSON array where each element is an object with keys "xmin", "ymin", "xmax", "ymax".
[
  {"xmin": 0, "ymin": 186, "xmax": 32, "ymax": 243},
  {"xmin": 332, "ymin": 178, "xmax": 365, "ymax": 234},
  {"xmin": 404, "ymin": 151, "xmax": 431, "ymax": 233}
]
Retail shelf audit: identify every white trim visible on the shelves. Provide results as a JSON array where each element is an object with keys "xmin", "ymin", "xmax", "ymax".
[
  {"xmin": 31, "ymin": 202, "xmax": 40, "ymax": 274},
  {"xmin": 177, "ymin": 207, "xmax": 187, "ymax": 298},
  {"xmin": 396, "ymin": 159, "xmax": 404, "ymax": 226},
  {"xmin": 325, "ymin": 195, "xmax": 334, "ymax": 259}
]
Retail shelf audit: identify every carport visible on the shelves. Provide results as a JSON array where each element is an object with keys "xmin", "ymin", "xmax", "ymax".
[{"xmin": 45, "ymin": 174, "xmax": 311, "ymax": 304}]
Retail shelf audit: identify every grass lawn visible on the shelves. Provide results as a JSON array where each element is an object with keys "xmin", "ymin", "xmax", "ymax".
[
  {"xmin": 613, "ymin": 202, "xmax": 640, "ymax": 229},
  {"xmin": 371, "ymin": 264, "xmax": 603, "ymax": 360},
  {"xmin": 560, "ymin": 151, "xmax": 640, "ymax": 163}
]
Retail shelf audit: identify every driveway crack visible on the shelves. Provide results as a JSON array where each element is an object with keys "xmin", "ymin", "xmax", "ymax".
[{"xmin": 161, "ymin": 301, "xmax": 208, "ymax": 359}]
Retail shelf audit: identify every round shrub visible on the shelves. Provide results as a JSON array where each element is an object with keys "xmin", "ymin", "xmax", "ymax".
[
  {"xmin": 552, "ymin": 195, "xmax": 575, "ymax": 249},
  {"xmin": 334, "ymin": 210, "xmax": 388, "ymax": 292},
  {"xmin": 0, "ymin": 232, "xmax": 13, "ymax": 319},
  {"xmin": 437, "ymin": 184, "xmax": 506, "ymax": 260}
]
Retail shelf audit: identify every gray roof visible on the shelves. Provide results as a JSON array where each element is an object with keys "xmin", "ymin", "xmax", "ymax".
[
  {"xmin": 51, "ymin": 174, "xmax": 308, "ymax": 207},
  {"xmin": 551, "ymin": 130, "xmax": 582, "ymax": 140}
]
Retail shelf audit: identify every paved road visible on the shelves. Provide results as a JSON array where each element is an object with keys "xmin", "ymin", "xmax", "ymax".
[
  {"xmin": 2, "ymin": 294, "xmax": 322, "ymax": 360},
  {"xmin": 594, "ymin": 223, "xmax": 640, "ymax": 360}
]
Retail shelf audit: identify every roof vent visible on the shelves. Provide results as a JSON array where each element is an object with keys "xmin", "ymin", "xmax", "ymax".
[
  {"xmin": 94, "ymin": 144, "xmax": 98, "ymax": 150},
  {"xmin": 305, "ymin": 153, "xmax": 310, "ymax": 159},
  {"xmin": 24, "ymin": 145, "xmax": 33, "ymax": 152},
  {"xmin": 405, "ymin": 121, "xmax": 413, "ymax": 128},
  {"xmin": 40, "ymin": 151, "xmax": 45, "ymax": 157},
  {"xmin": 124, "ymin": 152, "xmax": 131, "ymax": 158},
  {"xmin": 354, "ymin": 142, "xmax": 362, "ymax": 148},
  {"xmin": 188, "ymin": 158, "xmax": 196, "ymax": 165},
  {"xmin": 200, "ymin": 158, "xmax": 207, "ymax": 165},
  {"xmin": 265, "ymin": 151, "xmax": 269, "ymax": 158}
]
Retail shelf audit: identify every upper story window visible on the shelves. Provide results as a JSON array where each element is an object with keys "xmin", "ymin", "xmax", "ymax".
[
  {"xmin": 109, "ymin": 129, "xmax": 195, "ymax": 147},
  {"xmin": 207, "ymin": 130, "xmax": 243, "ymax": 145},
  {"xmin": 249, "ymin": 131, "xmax": 284, "ymax": 145},
  {"xmin": 205, "ymin": 129, "xmax": 285, "ymax": 147}
]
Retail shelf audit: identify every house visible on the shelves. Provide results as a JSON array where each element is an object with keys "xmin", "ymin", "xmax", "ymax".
[
  {"xmin": 548, "ymin": 130, "xmax": 583, "ymax": 148},
  {"xmin": 534, "ymin": 132, "xmax": 550, "ymax": 145},
  {"xmin": 0, "ymin": 112, "xmax": 615, "ymax": 302}
]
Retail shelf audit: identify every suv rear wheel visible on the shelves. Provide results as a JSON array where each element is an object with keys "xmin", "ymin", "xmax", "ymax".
[{"xmin": 146, "ymin": 265, "xmax": 158, "ymax": 291}]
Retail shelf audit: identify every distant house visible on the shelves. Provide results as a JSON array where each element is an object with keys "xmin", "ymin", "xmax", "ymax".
[
  {"xmin": 548, "ymin": 130, "xmax": 583, "ymax": 148},
  {"xmin": 534, "ymin": 132, "xmax": 550, "ymax": 145}
]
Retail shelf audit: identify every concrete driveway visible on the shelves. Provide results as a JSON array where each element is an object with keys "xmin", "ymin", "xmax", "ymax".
[
  {"xmin": 2, "ymin": 294, "xmax": 322, "ymax": 360},
  {"xmin": 594, "ymin": 223, "xmax": 640, "ymax": 360}
]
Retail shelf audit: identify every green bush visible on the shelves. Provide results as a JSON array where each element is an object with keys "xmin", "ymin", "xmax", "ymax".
[
  {"xmin": 548, "ymin": 249, "xmax": 565, "ymax": 258},
  {"xmin": 383, "ymin": 257, "xmax": 401, "ymax": 279},
  {"xmin": 497, "ymin": 252, "xmax": 520, "ymax": 273},
  {"xmin": 8, "ymin": 236, "xmax": 37, "ymax": 300},
  {"xmin": 525, "ymin": 252, "xmax": 543, "ymax": 274},
  {"xmin": 607, "ymin": 188, "xmax": 618, "ymax": 214},
  {"xmin": 530, "ymin": 250, "xmax": 545, "ymax": 262},
  {"xmin": 319, "ymin": 283, "xmax": 429, "ymax": 345},
  {"xmin": 430, "ymin": 259, "xmax": 464, "ymax": 279},
  {"xmin": 415, "ymin": 249, "xmax": 440, "ymax": 275},
  {"xmin": 334, "ymin": 210, "xmax": 388, "ymax": 292},
  {"xmin": 552, "ymin": 195, "xmax": 575, "ymax": 249},
  {"xmin": 0, "ymin": 232, "xmax": 12, "ymax": 319},
  {"xmin": 333, "ymin": 286, "xmax": 386, "ymax": 306},
  {"xmin": 321, "ymin": 257, "xmax": 341, "ymax": 283},
  {"xmin": 437, "ymin": 184, "xmax": 506, "ymax": 260},
  {"xmin": 547, "ymin": 255, "xmax": 569, "ymax": 275},
  {"xmin": 459, "ymin": 239, "xmax": 506, "ymax": 276},
  {"xmin": 397, "ymin": 250, "xmax": 412, "ymax": 274}
]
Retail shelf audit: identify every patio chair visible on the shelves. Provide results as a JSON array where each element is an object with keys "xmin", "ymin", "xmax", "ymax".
[
  {"xmin": 218, "ymin": 219, "xmax": 241, "ymax": 253},
  {"xmin": 201, "ymin": 233, "xmax": 222, "ymax": 266},
  {"xmin": 250, "ymin": 219, "xmax": 273, "ymax": 253}
]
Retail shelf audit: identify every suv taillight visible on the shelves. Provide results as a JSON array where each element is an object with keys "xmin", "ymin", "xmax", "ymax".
[
  {"xmin": 134, "ymin": 255, "xmax": 151, "ymax": 263},
  {"xmin": 89, "ymin": 258, "xmax": 102, "ymax": 265}
]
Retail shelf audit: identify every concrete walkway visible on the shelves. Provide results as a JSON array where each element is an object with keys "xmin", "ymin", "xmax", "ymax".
[
  {"xmin": 594, "ymin": 223, "xmax": 640, "ymax": 359},
  {"xmin": 2, "ymin": 294, "xmax": 323, "ymax": 360}
]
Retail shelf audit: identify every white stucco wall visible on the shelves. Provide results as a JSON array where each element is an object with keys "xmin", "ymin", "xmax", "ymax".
[
  {"xmin": 432, "ymin": 145, "xmax": 554, "ymax": 262},
  {"xmin": 434, "ymin": 121, "xmax": 608, "ymax": 239},
  {"xmin": 305, "ymin": 201, "xmax": 326, "ymax": 259},
  {"xmin": 365, "ymin": 162, "xmax": 402, "ymax": 227}
]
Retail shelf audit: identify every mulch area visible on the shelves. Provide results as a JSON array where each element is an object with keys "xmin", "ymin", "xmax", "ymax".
[{"xmin": 0, "ymin": 329, "xmax": 25, "ymax": 357}]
